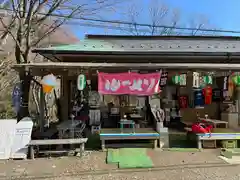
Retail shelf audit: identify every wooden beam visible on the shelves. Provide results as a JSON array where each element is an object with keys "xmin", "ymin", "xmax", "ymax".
[
  {"xmin": 12, "ymin": 62, "xmax": 240, "ymax": 71},
  {"xmin": 60, "ymin": 56, "xmax": 231, "ymax": 63}
]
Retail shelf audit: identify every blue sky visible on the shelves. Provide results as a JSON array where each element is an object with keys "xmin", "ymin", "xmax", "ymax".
[{"xmin": 69, "ymin": 0, "xmax": 240, "ymax": 39}]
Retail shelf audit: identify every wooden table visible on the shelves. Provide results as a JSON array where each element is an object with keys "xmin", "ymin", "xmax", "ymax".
[
  {"xmin": 130, "ymin": 114, "xmax": 143, "ymax": 127},
  {"xmin": 57, "ymin": 120, "xmax": 82, "ymax": 139},
  {"xmin": 100, "ymin": 128, "xmax": 160, "ymax": 150},
  {"xmin": 198, "ymin": 118, "xmax": 228, "ymax": 128},
  {"xmin": 28, "ymin": 138, "xmax": 88, "ymax": 159}
]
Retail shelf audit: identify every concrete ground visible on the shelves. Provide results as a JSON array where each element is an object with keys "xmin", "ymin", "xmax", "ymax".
[{"xmin": 0, "ymin": 149, "xmax": 239, "ymax": 180}]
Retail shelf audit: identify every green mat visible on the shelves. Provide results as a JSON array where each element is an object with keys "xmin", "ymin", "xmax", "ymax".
[
  {"xmin": 107, "ymin": 149, "xmax": 119, "ymax": 164},
  {"xmin": 107, "ymin": 148, "xmax": 153, "ymax": 168}
]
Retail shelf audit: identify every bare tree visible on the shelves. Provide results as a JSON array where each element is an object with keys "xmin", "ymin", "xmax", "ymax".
[
  {"xmin": 0, "ymin": 0, "xmax": 119, "ymax": 120},
  {"xmin": 120, "ymin": 0, "xmax": 216, "ymax": 35}
]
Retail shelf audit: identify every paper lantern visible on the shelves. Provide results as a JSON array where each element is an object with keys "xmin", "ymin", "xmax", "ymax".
[
  {"xmin": 179, "ymin": 74, "xmax": 186, "ymax": 86},
  {"xmin": 42, "ymin": 84, "xmax": 53, "ymax": 93},
  {"xmin": 232, "ymin": 75, "xmax": 240, "ymax": 86},
  {"xmin": 77, "ymin": 74, "xmax": 86, "ymax": 90},
  {"xmin": 203, "ymin": 75, "xmax": 212, "ymax": 85},
  {"xmin": 172, "ymin": 75, "xmax": 180, "ymax": 84},
  {"xmin": 41, "ymin": 74, "xmax": 57, "ymax": 87},
  {"xmin": 193, "ymin": 72, "xmax": 200, "ymax": 88}
]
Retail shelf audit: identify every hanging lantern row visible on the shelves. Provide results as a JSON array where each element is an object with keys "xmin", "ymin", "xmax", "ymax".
[
  {"xmin": 172, "ymin": 73, "xmax": 213, "ymax": 87},
  {"xmin": 172, "ymin": 74, "xmax": 186, "ymax": 85}
]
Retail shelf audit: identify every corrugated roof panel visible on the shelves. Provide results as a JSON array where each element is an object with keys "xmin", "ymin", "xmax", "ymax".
[{"xmin": 33, "ymin": 36, "xmax": 240, "ymax": 53}]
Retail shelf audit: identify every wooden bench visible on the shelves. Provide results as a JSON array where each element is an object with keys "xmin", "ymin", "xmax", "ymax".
[{"xmin": 28, "ymin": 138, "xmax": 88, "ymax": 159}]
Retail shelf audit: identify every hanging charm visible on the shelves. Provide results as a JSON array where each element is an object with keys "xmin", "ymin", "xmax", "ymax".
[
  {"xmin": 223, "ymin": 76, "xmax": 229, "ymax": 91},
  {"xmin": 193, "ymin": 72, "xmax": 200, "ymax": 88},
  {"xmin": 222, "ymin": 76, "xmax": 229, "ymax": 100},
  {"xmin": 160, "ymin": 71, "xmax": 168, "ymax": 87}
]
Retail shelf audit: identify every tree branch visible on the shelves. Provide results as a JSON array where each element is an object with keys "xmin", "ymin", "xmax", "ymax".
[
  {"xmin": 122, "ymin": 0, "xmax": 214, "ymax": 36},
  {"xmin": 0, "ymin": 17, "xmax": 24, "ymax": 56},
  {"xmin": 31, "ymin": 4, "xmax": 82, "ymax": 47}
]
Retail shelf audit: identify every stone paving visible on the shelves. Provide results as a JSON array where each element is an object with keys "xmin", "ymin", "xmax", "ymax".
[{"xmin": 0, "ymin": 149, "xmax": 239, "ymax": 180}]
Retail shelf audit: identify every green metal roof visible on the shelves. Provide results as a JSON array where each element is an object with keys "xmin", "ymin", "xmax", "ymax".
[
  {"xmin": 31, "ymin": 35, "xmax": 240, "ymax": 60},
  {"xmin": 34, "ymin": 39, "xmax": 123, "ymax": 52}
]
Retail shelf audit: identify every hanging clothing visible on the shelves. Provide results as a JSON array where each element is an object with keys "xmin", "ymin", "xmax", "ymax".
[
  {"xmin": 202, "ymin": 86, "xmax": 212, "ymax": 105},
  {"xmin": 212, "ymin": 88, "xmax": 221, "ymax": 102},
  {"xmin": 194, "ymin": 89, "xmax": 204, "ymax": 107},
  {"xmin": 228, "ymin": 76, "xmax": 234, "ymax": 98},
  {"xmin": 155, "ymin": 108, "xmax": 165, "ymax": 122},
  {"xmin": 179, "ymin": 96, "xmax": 188, "ymax": 109}
]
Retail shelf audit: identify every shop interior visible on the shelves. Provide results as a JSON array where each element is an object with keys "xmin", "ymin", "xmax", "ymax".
[{"xmin": 68, "ymin": 70, "xmax": 240, "ymax": 133}]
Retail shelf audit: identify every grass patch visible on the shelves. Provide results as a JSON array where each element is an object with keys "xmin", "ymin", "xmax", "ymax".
[{"xmin": 169, "ymin": 133, "xmax": 196, "ymax": 148}]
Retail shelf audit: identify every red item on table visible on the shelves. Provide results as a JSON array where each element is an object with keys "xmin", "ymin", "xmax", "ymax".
[
  {"xmin": 202, "ymin": 86, "xmax": 212, "ymax": 105},
  {"xmin": 191, "ymin": 123, "xmax": 213, "ymax": 135},
  {"xmin": 179, "ymin": 96, "xmax": 188, "ymax": 109}
]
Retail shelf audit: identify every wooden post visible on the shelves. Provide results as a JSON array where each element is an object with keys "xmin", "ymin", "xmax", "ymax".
[
  {"xmin": 29, "ymin": 146, "xmax": 35, "ymax": 160},
  {"xmin": 237, "ymin": 87, "xmax": 240, "ymax": 127},
  {"xmin": 197, "ymin": 136, "xmax": 202, "ymax": 149},
  {"xmin": 80, "ymin": 143, "xmax": 85, "ymax": 157},
  {"xmin": 101, "ymin": 140, "xmax": 106, "ymax": 151},
  {"xmin": 60, "ymin": 74, "xmax": 69, "ymax": 122},
  {"xmin": 154, "ymin": 139, "xmax": 158, "ymax": 149},
  {"xmin": 39, "ymin": 86, "xmax": 45, "ymax": 132}
]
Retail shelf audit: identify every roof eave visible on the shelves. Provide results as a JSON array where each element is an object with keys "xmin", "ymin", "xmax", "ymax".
[
  {"xmin": 86, "ymin": 34, "xmax": 240, "ymax": 41},
  {"xmin": 31, "ymin": 49, "xmax": 237, "ymax": 57}
]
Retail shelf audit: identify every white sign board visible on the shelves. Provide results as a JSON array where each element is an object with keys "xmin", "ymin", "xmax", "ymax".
[
  {"xmin": 10, "ymin": 117, "xmax": 33, "ymax": 159},
  {"xmin": 0, "ymin": 119, "xmax": 17, "ymax": 159}
]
